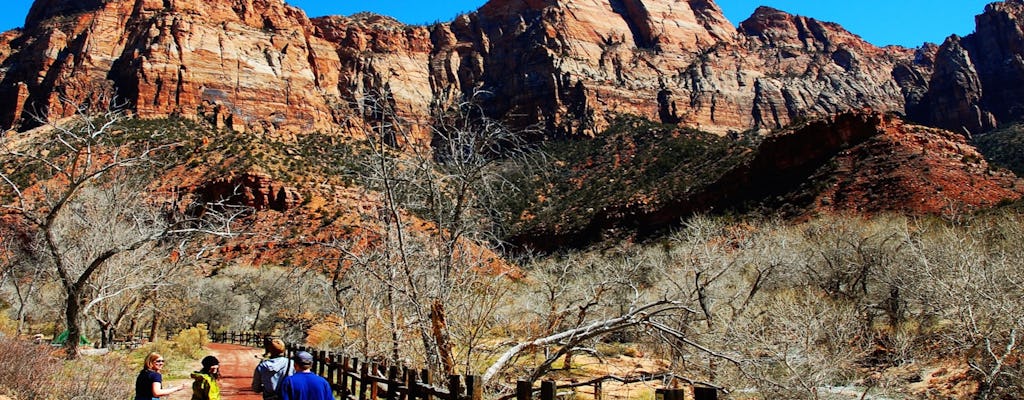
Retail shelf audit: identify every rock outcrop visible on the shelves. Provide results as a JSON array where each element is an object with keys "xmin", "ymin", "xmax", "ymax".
[
  {"xmin": 0, "ymin": 0, "xmax": 949, "ymax": 137},
  {"xmin": 911, "ymin": 0, "xmax": 1024, "ymax": 134},
  {"xmin": 509, "ymin": 110, "xmax": 1024, "ymax": 251},
  {"xmin": 194, "ymin": 172, "xmax": 303, "ymax": 212},
  {"xmin": 807, "ymin": 116, "xmax": 1023, "ymax": 215}
]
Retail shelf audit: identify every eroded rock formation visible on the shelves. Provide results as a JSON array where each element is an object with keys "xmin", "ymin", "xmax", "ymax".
[{"xmin": 0, "ymin": 0, "xmax": 979, "ymax": 138}]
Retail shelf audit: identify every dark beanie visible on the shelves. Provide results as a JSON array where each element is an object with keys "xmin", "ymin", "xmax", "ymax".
[{"xmin": 201, "ymin": 355, "xmax": 220, "ymax": 368}]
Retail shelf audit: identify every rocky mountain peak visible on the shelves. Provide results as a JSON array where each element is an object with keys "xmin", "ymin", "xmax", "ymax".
[
  {"xmin": 909, "ymin": 0, "xmax": 1024, "ymax": 134},
  {"xmin": 738, "ymin": 5, "xmax": 872, "ymax": 52},
  {"xmin": 478, "ymin": 0, "xmax": 736, "ymax": 51}
]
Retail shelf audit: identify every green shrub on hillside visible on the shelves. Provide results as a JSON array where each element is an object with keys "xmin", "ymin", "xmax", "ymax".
[
  {"xmin": 974, "ymin": 123, "xmax": 1024, "ymax": 175},
  {"xmin": 504, "ymin": 114, "xmax": 753, "ymax": 237}
]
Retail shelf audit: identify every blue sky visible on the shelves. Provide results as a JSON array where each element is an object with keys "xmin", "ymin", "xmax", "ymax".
[{"xmin": 0, "ymin": 0, "xmax": 994, "ymax": 47}]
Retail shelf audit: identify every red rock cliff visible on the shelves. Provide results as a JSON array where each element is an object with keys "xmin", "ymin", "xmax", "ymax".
[
  {"xmin": 910, "ymin": 0, "xmax": 1024, "ymax": 134},
  {"xmin": 0, "ymin": 0, "xmax": 999, "ymax": 138}
]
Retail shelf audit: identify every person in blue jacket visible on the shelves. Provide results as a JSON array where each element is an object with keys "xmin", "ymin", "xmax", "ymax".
[
  {"xmin": 252, "ymin": 338, "xmax": 293, "ymax": 400},
  {"xmin": 277, "ymin": 351, "xmax": 332, "ymax": 400}
]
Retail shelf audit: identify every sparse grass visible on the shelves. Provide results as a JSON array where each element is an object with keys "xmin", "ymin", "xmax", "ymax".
[
  {"xmin": 125, "ymin": 327, "xmax": 211, "ymax": 380},
  {"xmin": 100, "ymin": 117, "xmax": 371, "ymax": 189},
  {"xmin": 172, "ymin": 324, "xmax": 211, "ymax": 359}
]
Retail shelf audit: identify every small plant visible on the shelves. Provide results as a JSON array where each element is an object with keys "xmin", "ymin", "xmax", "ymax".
[{"xmin": 172, "ymin": 324, "xmax": 211, "ymax": 359}]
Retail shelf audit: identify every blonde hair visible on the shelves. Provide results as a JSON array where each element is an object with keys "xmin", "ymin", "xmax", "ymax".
[{"xmin": 143, "ymin": 352, "xmax": 163, "ymax": 371}]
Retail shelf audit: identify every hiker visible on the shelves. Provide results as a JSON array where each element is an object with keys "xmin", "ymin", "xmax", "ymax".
[
  {"xmin": 191, "ymin": 355, "xmax": 221, "ymax": 400},
  {"xmin": 252, "ymin": 338, "xmax": 293, "ymax": 399},
  {"xmin": 278, "ymin": 351, "xmax": 332, "ymax": 400},
  {"xmin": 135, "ymin": 352, "xmax": 186, "ymax": 400}
]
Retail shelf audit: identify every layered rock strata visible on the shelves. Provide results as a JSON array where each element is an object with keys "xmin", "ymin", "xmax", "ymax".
[{"xmin": 0, "ymin": 0, "xmax": 952, "ymax": 138}]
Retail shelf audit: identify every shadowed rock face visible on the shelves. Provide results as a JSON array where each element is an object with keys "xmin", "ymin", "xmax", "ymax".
[
  {"xmin": 910, "ymin": 0, "xmax": 1024, "ymax": 134},
  {"xmin": 0, "ymin": 0, "xmax": 949, "ymax": 138}
]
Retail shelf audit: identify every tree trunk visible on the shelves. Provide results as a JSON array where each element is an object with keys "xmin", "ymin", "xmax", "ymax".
[
  {"xmin": 98, "ymin": 320, "xmax": 112, "ymax": 349},
  {"xmin": 431, "ymin": 300, "xmax": 456, "ymax": 376},
  {"xmin": 149, "ymin": 311, "xmax": 161, "ymax": 342},
  {"xmin": 64, "ymin": 288, "xmax": 83, "ymax": 359},
  {"xmin": 16, "ymin": 298, "xmax": 27, "ymax": 336},
  {"xmin": 128, "ymin": 316, "xmax": 138, "ymax": 342},
  {"xmin": 251, "ymin": 300, "xmax": 264, "ymax": 331}
]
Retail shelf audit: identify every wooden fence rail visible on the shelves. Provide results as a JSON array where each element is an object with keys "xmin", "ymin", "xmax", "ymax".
[{"xmin": 210, "ymin": 331, "xmax": 481, "ymax": 400}]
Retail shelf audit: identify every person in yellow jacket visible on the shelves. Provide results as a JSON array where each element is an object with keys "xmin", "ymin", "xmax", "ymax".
[{"xmin": 191, "ymin": 356, "xmax": 221, "ymax": 400}]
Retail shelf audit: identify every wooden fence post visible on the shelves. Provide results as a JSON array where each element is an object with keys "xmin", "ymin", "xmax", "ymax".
[
  {"xmin": 420, "ymin": 370, "xmax": 432, "ymax": 400},
  {"xmin": 465, "ymin": 375, "xmax": 481, "ymax": 400},
  {"xmin": 360, "ymin": 362, "xmax": 371, "ymax": 400},
  {"xmin": 326, "ymin": 352, "xmax": 337, "ymax": 388},
  {"xmin": 403, "ymin": 368, "xmax": 415, "ymax": 400},
  {"xmin": 316, "ymin": 350, "xmax": 327, "ymax": 376},
  {"xmin": 693, "ymin": 386, "xmax": 717, "ymax": 400},
  {"xmin": 386, "ymin": 366, "xmax": 399, "ymax": 400},
  {"xmin": 339, "ymin": 358, "xmax": 351, "ymax": 400},
  {"xmin": 655, "ymin": 388, "xmax": 686, "ymax": 400},
  {"xmin": 516, "ymin": 380, "xmax": 532, "ymax": 400},
  {"xmin": 447, "ymin": 375, "xmax": 462, "ymax": 400},
  {"xmin": 540, "ymin": 381, "xmax": 556, "ymax": 400},
  {"xmin": 350, "ymin": 358, "xmax": 361, "ymax": 399}
]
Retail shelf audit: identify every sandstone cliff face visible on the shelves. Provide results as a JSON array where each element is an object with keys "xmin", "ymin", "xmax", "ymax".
[
  {"xmin": 0, "ymin": 0, "xmax": 942, "ymax": 138},
  {"xmin": 437, "ymin": 1, "xmax": 926, "ymax": 136},
  {"xmin": 912, "ymin": 0, "xmax": 1024, "ymax": 134},
  {"xmin": 1, "ymin": 0, "xmax": 346, "ymax": 134}
]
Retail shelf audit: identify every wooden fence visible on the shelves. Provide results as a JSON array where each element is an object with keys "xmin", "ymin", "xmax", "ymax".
[
  {"xmin": 210, "ymin": 331, "xmax": 719, "ymax": 400},
  {"xmin": 508, "ymin": 374, "xmax": 719, "ymax": 400},
  {"xmin": 210, "ymin": 331, "xmax": 481, "ymax": 400}
]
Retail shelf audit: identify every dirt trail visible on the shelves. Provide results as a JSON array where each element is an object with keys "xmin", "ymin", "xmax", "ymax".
[{"xmin": 165, "ymin": 342, "xmax": 264, "ymax": 400}]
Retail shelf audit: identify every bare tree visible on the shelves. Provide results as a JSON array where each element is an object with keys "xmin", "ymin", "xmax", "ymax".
[
  {"xmin": 0, "ymin": 227, "xmax": 51, "ymax": 335},
  {"xmin": 0, "ymin": 99, "xmax": 247, "ymax": 358},
  {"xmin": 323, "ymin": 88, "xmax": 533, "ymax": 376},
  {"xmin": 893, "ymin": 214, "xmax": 1024, "ymax": 399}
]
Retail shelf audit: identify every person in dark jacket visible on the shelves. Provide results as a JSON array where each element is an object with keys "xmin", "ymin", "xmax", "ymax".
[{"xmin": 135, "ymin": 352, "xmax": 186, "ymax": 400}]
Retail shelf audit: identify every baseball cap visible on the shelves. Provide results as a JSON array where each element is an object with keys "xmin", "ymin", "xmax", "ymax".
[{"xmin": 293, "ymin": 351, "xmax": 314, "ymax": 365}]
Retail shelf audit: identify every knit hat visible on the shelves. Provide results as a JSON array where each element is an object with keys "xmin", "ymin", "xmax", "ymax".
[{"xmin": 201, "ymin": 355, "xmax": 220, "ymax": 368}]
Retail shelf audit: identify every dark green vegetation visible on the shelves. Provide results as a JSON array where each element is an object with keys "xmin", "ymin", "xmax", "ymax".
[
  {"xmin": 975, "ymin": 122, "xmax": 1024, "ymax": 176},
  {"xmin": 504, "ymin": 115, "xmax": 755, "ymax": 246},
  {"xmin": 111, "ymin": 115, "xmax": 756, "ymax": 250},
  {"xmin": 112, "ymin": 117, "xmax": 378, "ymax": 190}
]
